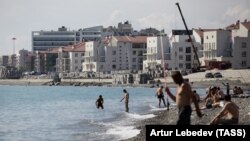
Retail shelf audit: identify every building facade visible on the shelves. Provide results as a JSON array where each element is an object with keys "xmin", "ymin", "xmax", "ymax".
[
  {"xmin": 143, "ymin": 35, "xmax": 171, "ymax": 72},
  {"xmin": 230, "ymin": 21, "xmax": 250, "ymax": 69},
  {"xmin": 32, "ymin": 26, "xmax": 80, "ymax": 52},
  {"xmin": 169, "ymin": 30, "xmax": 202, "ymax": 71}
]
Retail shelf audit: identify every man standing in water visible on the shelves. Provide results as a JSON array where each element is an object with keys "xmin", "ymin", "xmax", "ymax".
[
  {"xmin": 156, "ymin": 85, "xmax": 167, "ymax": 108},
  {"xmin": 120, "ymin": 89, "xmax": 129, "ymax": 112},
  {"xmin": 165, "ymin": 71, "xmax": 202, "ymax": 125}
]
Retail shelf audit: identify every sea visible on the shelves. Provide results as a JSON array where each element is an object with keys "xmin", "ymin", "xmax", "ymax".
[{"xmin": 0, "ymin": 85, "xmax": 206, "ymax": 141}]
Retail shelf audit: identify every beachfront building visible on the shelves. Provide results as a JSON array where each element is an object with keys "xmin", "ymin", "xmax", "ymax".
[
  {"xmin": 143, "ymin": 35, "xmax": 171, "ymax": 74},
  {"xmin": 104, "ymin": 36, "xmax": 147, "ymax": 72},
  {"xmin": 202, "ymin": 29, "xmax": 232, "ymax": 67},
  {"xmin": 56, "ymin": 42, "xmax": 85, "ymax": 73},
  {"xmin": 32, "ymin": 26, "xmax": 80, "ymax": 52},
  {"xmin": 82, "ymin": 41, "xmax": 106, "ymax": 73},
  {"xmin": 16, "ymin": 49, "xmax": 35, "ymax": 72},
  {"xmin": 35, "ymin": 50, "xmax": 58, "ymax": 74},
  {"xmin": 229, "ymin": 20, "xmax": 250, "ymax": 69},
  {"xmin": 169, "ymin": 30, "xmax": 202, "ymax": 72}
]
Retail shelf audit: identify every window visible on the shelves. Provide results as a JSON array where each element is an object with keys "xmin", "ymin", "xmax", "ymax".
[
  {"xmin": 133, "ymin": 51, "xmax": 136, "ymax": 55},
  {"xmin": 75, "ymin": 53, "xmax": 78, "ymax": 57},
  {"xmin": 179, "ymin": 55, "xmax": 183, "ymax": 60},
  {"xmin": 112, "ymin": 65, "xmax": 116, "ymax": 69},
  {"xmin": 186, "ymin": 55, "xmax": 191, "ymax": 61},
  {"xmin": 242, "ymin": 42, "xmax": 247, "ymax": 48},
  {"xmin": 132, "ymin": 58, "xmax": 136, "ymax": 62},
  {"xmin": 179, "ymin": 47, "xmax": 183, "ymax": 52},
  {"xmin": 242, "ymin": 61, "xmax": 246, "ymax": 67},
  {"xmin": 186, "ymin": 47, "xmax": 191, "ymax": 53},
  {"xmin": 132, "ymin": 65, "xmax": 137, "ymax": 69},
  {"xmin": 112, "ymin": 51, "xmax": 116, "ymax": 55},
  {"xmin": 242, "ymin": 51, "xmax": 247, "ymax": 57},
  {"xmin": 186, "ymin": 63, "xmax": 191, "ymax": 69},
  {"xmin": 179, "ymin": 63, "xmax": 183, "ymax": 68},
  {"xmin": 75, "ymin": 60, "xmax": 78, "ymax": 64}
]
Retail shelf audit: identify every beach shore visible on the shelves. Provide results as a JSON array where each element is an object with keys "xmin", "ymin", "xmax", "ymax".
[{"xmin": 122, "ymin": 97, "xmax": 250, "ymax": 141}]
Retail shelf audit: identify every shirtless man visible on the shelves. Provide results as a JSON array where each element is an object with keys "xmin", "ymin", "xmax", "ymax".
[
  {"xmin": 210, "ymin": 94, "xmax": 239, "ymax": 125},
  {"xmin": 165, "ymin": 71, "xmax": 202, "ymax": 125},
  {"xmin": 156, "ymin": 86, "xmax": 167, "ymax": 108},
  {"xmin": 120, "ymin": 89, "xmax": 129, "ymax": 112}
]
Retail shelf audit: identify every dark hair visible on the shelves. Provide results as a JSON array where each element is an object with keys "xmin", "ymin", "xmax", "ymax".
[
  {"xmin": 193, "ymin": 90, "xmax": 196, "ymax": 93},
  {"xmin": 171, "ymin": 71, "xmax": 184, "ymax": 85},
  {"xmin": 224, "ymin": 94, "xmax": 231, "ymax": 101},
  {"xmin": 160, "ymin": 86, "xmax": 163, "ymax": 88},
  {"xmin": 123, "ymin": 89, "xmax": 127, "ymax": 93},
  {"xmin": 99, "ymin": 95, "xmax": 102, "ymax": 98}
]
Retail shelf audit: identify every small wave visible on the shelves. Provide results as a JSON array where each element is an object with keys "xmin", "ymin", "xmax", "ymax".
[
  {"xmin": 106, "ymin": 126, "xmax": 140, "ymax": 140},
  {"xmin": 125, "ymin": 113, "xmax": 156, "ymax": 119}
]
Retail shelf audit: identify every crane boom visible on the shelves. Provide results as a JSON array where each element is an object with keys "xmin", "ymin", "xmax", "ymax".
[{"xmin": 175, "ymin": 2, "xmax": 201, "ymax": 71}]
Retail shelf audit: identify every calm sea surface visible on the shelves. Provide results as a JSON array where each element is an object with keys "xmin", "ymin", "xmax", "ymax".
[{"xmin": 0, "ymin": 85, "xmax": 206, "ymax": 141}]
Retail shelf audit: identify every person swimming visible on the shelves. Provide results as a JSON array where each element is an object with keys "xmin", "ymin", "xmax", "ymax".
[{"xmin": 96, "ymin": 95, "xmax": 104, "ymax": 109}]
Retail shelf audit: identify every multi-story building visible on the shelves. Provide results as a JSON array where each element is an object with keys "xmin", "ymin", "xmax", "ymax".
[
  {"xmin": 229, "ymin": 20, "xmax": 250, "ymax": 69},
  {"xmin": 35, "ymin": 50, "xmax": 58, "ymax": 74},
  {"xmin": 82, "ymin": 41, "xmax": 105, "ymax": 72},
  {"xmin": 16, "ymin": 49, "xmax": 35, "ymax": 72},
  {"xmin": 32, "ymin": 26, "xmax": 80, "ymax": 52},
  {"xmin": 56, "ymin": 42, "xmax": 85, "ymax": 73},
  {"xmin": 0, "ymin": 55, "xmax": 9, "ymax": 66},
  {"xmin": 117, "ymin": 21, "xmax": 133, "ymax": 35},
  {"xmin": 105, "ymin": 36, "xmax": 147, "ymax": 72},
  {"xmin": 143, "ymin": 35, "xmax": 171, "ymax": 72},
  {"xmin": 169, "ymin": 30, "xmax": 202, "ymax": 71},
  {"xmin": 202, "ymin": 29, "xmax": 232, "ymax": 64}
]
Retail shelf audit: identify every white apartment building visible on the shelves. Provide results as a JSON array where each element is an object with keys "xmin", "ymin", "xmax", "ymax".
[
  {"xmin": 82, "ymin": 41, "xmax": 105, "ymax": 72},
  {"xmin": 230, "ymin": 21, "xmax": 250, "ymax": 69},
  {"xmin": 56, "ymin": 43, "xmax": 85, "ymax": 73},
  {"xmin": 203, "ymin": 29, "xmax": 232, "ymax": 63},
  {"xmin": 32, "ymin": 26, "xmax": 79, "ymax": 52},
  {"xmin": 104, "ymin": 36, "xmax": 147, "ymax": 72},
  {"xmin": 143, "ymin": 35, "xmax": 171, "ymax": 71},
  {"xmin": 169, "ymin": 30, "xmax": 202, "ymax": 71}
]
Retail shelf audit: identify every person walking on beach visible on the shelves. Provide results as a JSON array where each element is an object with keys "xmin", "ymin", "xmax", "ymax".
[
  {"xmin": 210, "ymin": 94, "xmax": 239, "ymax": 125},
  {"xmin": 156, "ymin": 85, "xmax": 167, "ymax": 108},
  {"xmin": 96, "ymin": 95, "xmax": 104, "ymax": 109},
  {"xmin": 120, "ymin": 89, "xmax": 129, "ymax": 112},
  {"xmin": 165, "ymin": 71, "xmax": 202, "ymax": 125}
]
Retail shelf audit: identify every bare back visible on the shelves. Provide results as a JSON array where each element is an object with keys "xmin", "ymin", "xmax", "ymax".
[
  {"xmin": 176, "ymin": 82, "xmax": 193, "ymax": 109},
  {"xmin": 224, "ymin": 102, "xmax": 239, "ymax": 119}
]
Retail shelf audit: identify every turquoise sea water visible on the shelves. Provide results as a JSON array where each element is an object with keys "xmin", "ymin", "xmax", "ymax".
[{"xmin": 0, "ymin": 85, "xmax": 206, "ymax": 141}]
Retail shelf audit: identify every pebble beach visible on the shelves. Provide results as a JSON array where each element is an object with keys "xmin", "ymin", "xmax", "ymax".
[{"xmin": 123, "ymin": 96, "xmax": 250, "ymax": 141}]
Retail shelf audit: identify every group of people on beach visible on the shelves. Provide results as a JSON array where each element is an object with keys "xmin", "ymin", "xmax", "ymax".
[
  {"xmin": 156, "ymin": 71, "xmax": 239, "ymax": 125},
  {"xmin": 96, "ymin": 70, "xmax": 239, "ymax": 125}
]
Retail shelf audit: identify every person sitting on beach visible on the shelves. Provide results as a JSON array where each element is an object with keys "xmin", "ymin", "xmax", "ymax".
[
  {"xmin": 96, "ymin": 95, "xmax": 104, "ymax": 109},
  {"xmin": 216, "ymin": 87, "xmax": 225, "ymax": 100},
  {"xmin": 156, "ymin": 85, "xmax": 167, "ymax": 108},
  {"xmin": 165, "ymin": 71, "xmax": 202, "ymax": 125},
  {"xmin": 210, "ymin": 94, "xmax": 239, "ymax": 125},
  {"xmin": 233, "ymin": 86, "xmax": 238, "ymax": 95}
]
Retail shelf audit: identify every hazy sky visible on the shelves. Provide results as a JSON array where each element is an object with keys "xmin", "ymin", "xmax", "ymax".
[{"xmin": 0, "ymin": 0, "xmax": 249, "ymax": 55}]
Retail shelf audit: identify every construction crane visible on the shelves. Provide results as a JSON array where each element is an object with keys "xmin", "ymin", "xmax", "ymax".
[{"xmin": 175, "ymin": 2, "xmax": 201, "ymax": 72}]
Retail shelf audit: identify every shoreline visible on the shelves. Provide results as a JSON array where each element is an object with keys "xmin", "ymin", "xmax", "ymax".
[{"xmin": 0, "ymin": 78, "xmax": 249, "ymax": 91}]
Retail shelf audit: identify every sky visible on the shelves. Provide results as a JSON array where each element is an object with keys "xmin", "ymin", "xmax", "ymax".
[{"xmin": 0, "ymin": 0, "xmax": 249, "ymax": 56}]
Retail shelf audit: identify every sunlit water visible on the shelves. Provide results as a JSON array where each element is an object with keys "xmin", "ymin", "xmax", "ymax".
[{"xmin": 0, "ymin": 85, "xmax": 206, "ymax": 141}]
